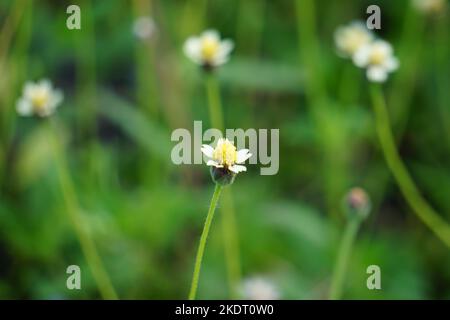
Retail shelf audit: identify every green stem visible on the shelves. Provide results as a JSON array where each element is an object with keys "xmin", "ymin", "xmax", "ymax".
[
  {"xmin": 48, "ymin": 120, "xmax": 118, "ymax": 300},
  {"xmin": 133, "ymin": 0, "xmax": 160, "ymax": 187},
  {"xmin": 205, "ymin": 73, "xmax": 241, "ymax": 298},
  {"xmin": 220, "ymin": 189, "xmax": 241, "ymax": 299},
  {"xmin": 296, "ymin": 0, "xmax": 344, "ymax": 221},
  {"xmin": 370, "ymin": 84, "xmax": 450, "ymax": 249},
  {"xmin": 329, "ymin": 219, "xmax": 360, "ymax": 300},
  {"xmin": 388, "ymin": 4, "xmax": 425, "ymax": 137},
  {"xmin": 0, "ymin": 0, "xmax": 32, "ymax": 187},
  {"xmin": 434, "ymin": 15, "xmax": 450, "ymax": 149},
  {"xmin": 205, "ymin": 75, "xmax": 224, "ymax": 131},
  {"xmin": 189, "ymin": 184, "xmax": 223, "ymax": 300},
  {"xmin": 338, "ymin": 64, "xmax": 360, "ymax": 106}
]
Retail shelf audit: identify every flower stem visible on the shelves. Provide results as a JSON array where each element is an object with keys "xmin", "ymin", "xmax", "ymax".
[
  {"xmin": 205, "ymin": 75, "xmax": 224, "ymax": 131},
  {"xmin": 205, "ymin": 73, "xmax": 242, "ymax": 298},
  {"xmin": 48, "ymin": 120, "xmax": 118, "ymax": 300},
  {"xmin": 370, "ymin": 84, "xmax": 450, "ymax": 249},
  {"xmin": 189, "ymin": 184, "xmax": 223, "ymax": 300},
  {"xmin": 220, "ymin": 189, "xmax": 241, "ymax": 298},
  {"xmin": 329, "ymin": 218, "xmax": 360, "ymax": 300},
  {"xmin": 295, "ymin": 0, "xmax": 344, "ymax": 222}
]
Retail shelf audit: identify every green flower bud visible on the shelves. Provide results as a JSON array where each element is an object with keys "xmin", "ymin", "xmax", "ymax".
[
  {"xmin": 202, "ymin": 63, "xmax": 215, "ymax": 73},
  {"xmin": 344, "ymin": 187, "xmax": 371, "ymax": 221},
  {"xmin": 210, "ymin": 166, "xmax": 236, "ymax": 186}
]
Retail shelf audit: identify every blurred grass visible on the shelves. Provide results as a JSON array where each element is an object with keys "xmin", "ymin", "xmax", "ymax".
[{"xmin": 0, "ymin": 0, "xmax": 449, "ymax": 299}]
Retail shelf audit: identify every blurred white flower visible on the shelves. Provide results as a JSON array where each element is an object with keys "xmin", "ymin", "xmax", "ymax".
[
  {"xmin": 201, "ymin": 138, "xmax": 251, "ymax": 174},
  {"xmin": 16, "ymin": 79, "xmax": 63, "ymax": 117},
  {"xmin": 133, "ymin": 16, "xmax": 156, "ymax": 40},
  {"xmin": 412, "ymin": 0, "xmax": 447, "ymax": 14},
  {"xmin": 183, "ymin": 30, "xmax": 234, "ymax": 69},
  {"xmin": 240, "ymin": 277, "xmax": 280, "ymax": 300},
  {"xmin": 334, "ymin": 21, "xmax": 374, "ymax": 58},
  {"xmin": 353, "ymin": 40, "xmax": 399, "ymax": 83}
]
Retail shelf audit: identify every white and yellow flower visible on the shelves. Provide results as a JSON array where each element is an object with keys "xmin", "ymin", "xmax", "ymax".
[
  {"xmin": 201, "ymin": 138, "xmax": 251, "ymax": 174},
  {"xmin": 334, "ymin": 21, "xmax": 374, "ymax": 58},
  {"xmin": 183, "ymin": 30, "xmax": 234, "ymax": 69},
  {"xmin": 240, "ymin": 277, "xmax": 280, "ymax": 300},
  {"xmin": 353, "ymin": 40, "xmax": 399, "ymax": 83},
  {"xmin": 16, "ymin": 79, "xmax": 63, "ymax": 117},
  {"xmin": 413, "ymin": 0, "xmax": 447, "ymax": 14}
]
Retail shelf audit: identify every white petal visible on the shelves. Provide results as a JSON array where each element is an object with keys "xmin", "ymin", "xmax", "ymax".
[
  {"xmin": 236, "ymin": 149, "xmax": 252, "ymax": 163},
  {"xmin": 39, "ymin": 79, "xmax": 52, "ymax": 92},
  {"xmin": 220, "ymin": 39, "xmax": 234, "ymax": 55},
  {"xmin": 24, "ymin": 82, "xmax": 37, "ymax": 97},
  {"xmin": 384, "ymin": 56, "xmax": 399, "ymax": 71},
  {"xmin": 16, "ymin": 98, "xmax": 33, "ymax": 116},
  {"xmin": 211, "ymin": 39, "xmax": 234, "ymax": 66},
  {"xmin": 367, "ymin": 66, "xmax": 388, "ymax": 83},
  {"xmin": 183, "ymin": 37, "xmax": 202, "ymax": 64},
  {"xmin": 334, "ymin": 21, "xmax": 373, "ymax": 57},
  {"xmin": 218, "ymin": 39, "xmax": 234, "ymax": 57},
  {"xmin": 202, "ymin": 29, "xmax": 220, "ymax": 42},
  {"xmin": 207, "ymin": 160, "xmax": 222, "ymax": 168},
  {"xmin": 352, "ymin": 45, "xmax": 371, "ymax": 68},
  {"xmin": 201, "ymin": 144, "xmax": 214, "ymax": 158},
  {"xmin": 374, "ymin": 40, "xmax": 392, "ymax": 56},
  {"xmin": 229, "ymin": 165, "xmax": 246, "ymax": 173}
]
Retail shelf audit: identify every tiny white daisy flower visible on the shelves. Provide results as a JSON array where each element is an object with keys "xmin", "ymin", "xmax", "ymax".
[
  {"xmin": 202, "ymin": 138, "xmax": 251, "ymax": 174},
  {"xmin": 413, "ymin": 0, "xmax": 447, "ymax": 14},
  {"xmin": 353, "ymin": 40, "xmax": 399, "ymax": 83},
  {"xmin": 183, "ymin": 29, "xmax": 234, "ymax": 69},
  {"xmin": 201, "ymin": 138, "xmax": 251, "ymax": 185},
  {"xmin": 334, "ymin": 21, "xmax": 374, "ymax": 58},
  {"xmin": 133, "ymin": 16, "xmax": 156, "ymax": 40},
  {"xmin": 16, "ymin": 79, "xmax": 63, "ymax": 117},
  {"xmin": 240, "ymin": 277, "xmax": 280, "ymax": 300}
]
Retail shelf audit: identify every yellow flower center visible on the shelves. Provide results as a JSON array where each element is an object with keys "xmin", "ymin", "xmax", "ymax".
[
  {"xmin": 31, "ymin": 90, "xmax": 49, "ymax": 111},
  {"xmin": 213, "ymin": 140, "xmax": 237, "ymax": 167},
  {"xmin": 201, "ymin": 38, "xmax": 220, "ymax": 62},
  {"xmin": 369, "ymin": 46, "xmax": 387, "ymax": 65}
]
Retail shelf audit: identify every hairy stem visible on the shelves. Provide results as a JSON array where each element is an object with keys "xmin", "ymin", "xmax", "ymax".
[
  {"xmin": 205, "ymin": 73, "xmax": 241, "ymax": 298},
  {"xmin": 329, "ymin": 219, "xmax": 360, "ymax": 300},
  {"xmin": 189, "ymin": 184, "xmax": 222, "ymax": 300}
]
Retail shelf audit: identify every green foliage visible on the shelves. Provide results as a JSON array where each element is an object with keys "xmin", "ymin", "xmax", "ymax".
[{"xmin": 0, "ymin": 0, "xmax": 449, "ymax": 299}]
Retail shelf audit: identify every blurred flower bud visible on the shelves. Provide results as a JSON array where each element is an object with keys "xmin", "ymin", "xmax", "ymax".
[
  {"xmin": 345, "ymin": 187, "xmax": 371, "ymax": 220},
  {"xmin": 133, "ymin": 16, "xmax": 156, "ymax": 40},
  {"xmin": 210, "ymin": 166, "xmax": 236, "ymax": 186}
]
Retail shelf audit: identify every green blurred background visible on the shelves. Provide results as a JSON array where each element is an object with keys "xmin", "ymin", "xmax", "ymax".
[{"xmin": 0, "ymin": 0, "xmax": 449, "ymax": 299}]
